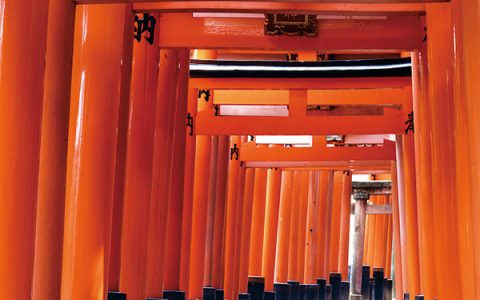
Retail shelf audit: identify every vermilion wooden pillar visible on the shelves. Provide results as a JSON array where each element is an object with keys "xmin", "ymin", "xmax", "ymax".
[
  {"xmin": 296, "ymin": 171, "xmax": 310, "ymax": 282},
  {"xmin": 275, "ymin": 171, "xmax": 294, "ymax": 283},
  {"xmin": 32, "ymin": 0, "xmax": 75, "ymax": 298},
  {"xmin": 338, "ymin": 171, "xmax": 352, "ymax": 279},
  {"xmin": 249, "ymin": 167, "xmax": 268, "ymax": 276},
  {"xmin": 61, "ymin": 5, "xmax": 134, "ymax": 300},
  {"xmin": 177, "ymin": 49, "xmax": 198, "ymax": 297},
  {"xmin": 287, "ymin": 171, "xmax": 302, "ymax": 281},
  {"xmin": 401, "ymin": 86, "xmax": 421, "ymax": 296},
  {"xmin": 210, "ymin": 136, "xmax": 230, "ymax": 288},
  {"xmin": 224, "ymin": 136, "xmax": 242, "ymax": 300},
  {"xmin": 320, "ymin": 171, "xmax": 335, "ymax": 278},
  {"xmin": 385, "ymin": 207, "xmax": 393, "ymax": 279},
  {"xmin": 391, "ymin": 162, "xmax": 404, "ymax": 300},
  {"xmin": 262, "ymin": 167, "xmax": 283, "ymax": 291},
  {"xmin": 232, "ymin": 150, "xmax": 247, "ymax": 299},
  {"xmin": 304, "ymin": 171, "xmax": 319, "ymax": 283},
  {"xmin": 328, "ymin": 172, "xmax": 343, "ymax": 274},
  {"xmin": 452, "ymin": 0, "xmax": 480, "ymax": 298},
  {"xmin": 146, "ymin": 49, "xmax": 181, "ymax": 296},
  {"xmin": 452, "ymin": 0, "xmax": 480, "ymax": 297},
  {"xmin": 412, "ymin": 47, "xmax": 438, "ymax": 299},
  {"xmin": 394, "ymin": 135, "xmax": 410, "ymax": 294},
  {"xmin": 373, "ymin": 196, "xmax": 388, "ymax": 272},
  {"xmin": 0, "ymin": 0, "xmax": 49, "ymax": 298},
  {"xmin": 238, "ymin": 167, "xmax": 256, "ymax": 293},
  {"xmin": 426, "ymin": 4, "xmax": 463, "ymax": 299},
  {"xmin": 188, "ymin": 50, "xmax": 217, "ymax": 299},
  {"xmin": 204, "ymin": 135, "xmax": 219, "ymax": 286},
  {"xmin": 119, "ymin": 22, "xmax": 160, "ymax": 300}
]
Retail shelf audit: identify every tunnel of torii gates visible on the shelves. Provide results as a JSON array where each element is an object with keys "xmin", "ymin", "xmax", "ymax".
[{"xmin": 2, "ymin": 0, "xmax": 480, "ymax": 300}]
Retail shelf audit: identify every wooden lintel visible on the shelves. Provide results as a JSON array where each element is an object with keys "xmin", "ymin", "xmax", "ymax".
[{"xmin": 156, "ymin": 13, "xmax": 424, "ymax": 51}]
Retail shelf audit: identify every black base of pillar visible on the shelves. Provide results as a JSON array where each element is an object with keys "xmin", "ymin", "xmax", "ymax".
[
  {"xmin": 340, "ymin": 282, "xmax": 349, "ymax": 300},
  {"xmin": 216, "ymin": 289, "xmax": 224, "ymax": 300},
  {"xmin": 288, "ymin": 281, "xmax": 300, "ymax": 300},
  {"xmin": 203, "ymin": 287, "xmax": 216, "ymax": 300},
  {"xmin": 108, "ymin": 291, "xmax": 126, "ymax": 300},
  {"xmin": 361, "ymin": 265, "xmax": 371, "ymax": 299},
  {"xmin": 415, "ymin": 296, "xmax": 424, "ymax": 300},
  {"xmin": 264, "ymin": 291, "xmax": 275, "ymax": 300},
  {"xmin": 325, "ymin": 284, "xmax": 332, "ymax": 300},
  {"xmin": 274, "ymin": 283, "xmax": 290, "ymax": 300},
  {"xmin": 239, "ymin": 293, "xmax": 251, "ymax": 300},
  {"xmin": 317, "ymin": 278, "xmax": 327, "ymax": 300},
  {"xmin": 248, "ymin": 276, "xmax": 265, "ymax": 300},
  {"xmin": 373, "ymin": 268, "xmax": 384, "ymax": 300},
  {"xmin": 305, "ymin": 284, "xmax": 319, "ymax": 300},
  {"xmin": 329, "ymin": 273, "xmax": 342, "ymax": 300},
  {"xmin": 163, "ymin": 290, "xmax": 186, "ymax": 300},
  {"xmin": 404, "ymin": 293, "xmax": 410, "ymax": 300}
]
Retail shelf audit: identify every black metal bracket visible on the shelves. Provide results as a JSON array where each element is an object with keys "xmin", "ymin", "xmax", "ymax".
[
  {"xmin": 422, "ymin": 26, "xmax": 427, "ymax": 43},
  {"xmin": 404, "ymin": 111, "xmax": 414, "ymax": 134},
  {"xmin": 214, "ymin": 104, "xmax": 220, "ymax": 116},
  {"xmin": 134, "ymin": 13, "xmax": 156, "ymax": 45},
  {"xmin": 198, "ymin": 89, "xmax": 211, "ymax": 102},
  {"xmin": 249, "ymin": 135, "xmax": 255, "ymax": 142},
  {"xmin": 343, "ymin": 170, "xmax": 351, "ymax": 176},
  {"xmin": 186, "ymin": 113, "xmax": 194, "ymax": 136},
  {"xmin": 230, "ymin": 144, "xmax": 239, "ymax": 160}
]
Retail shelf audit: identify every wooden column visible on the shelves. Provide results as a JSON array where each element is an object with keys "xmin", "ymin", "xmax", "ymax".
[
  {"xmin": 0, "ymin": 0, "xmax": 49, "ymax": 298},
  {"xmin": 232, "ymin": 159, "xmax": 247, "ymax": 299},
  {"xmin": 224, "ymin": 136, "xmax": 242, "ymax": 299},
  {"xmin": 296, "ymin": 171, "xmax": 310, "ymax": 282},
  {"xmin": 451, "ymin": 1, "xmax": 479, "ymax": 298},
  {"xmin": 329, "ymin": 172, "xmax": 343, "ymax": 274},
  {"xmin": 412, "ymin": 47, "xmax": 438, "ymax": 299},
  {"xmin": 304, "ymin": 171, "xmax": 320, "ymax": 284},
  {"xmin": 372, "ymin": 196, "xmax": 388, "ymax": 272},
  {"xmin": 262, "ymin": 168, "xmax": 282, "ymax": 291},
  {"xmin": 390, "ymin": 161, "xmax": 404, "ymax": 300},
  {"xmin": 275, "ymin": 171, "xmax": 294, "ymax": 283},
  {"xmin": 338, "ymin": 171, "xmax": 352, "ymax": 279},
  {"xmin": 322, "ymin": 171, "xmax": 335, "ymax": 278},
  {"xmin": 146, "ymin": 49, "xmax": 181, "ymax": 296},
  {"xmin": 238, "ymin": 168, "xmax": 256, "ymax": 293},
  {"xmin": 61, "ymin": 5, "xmax": 133, "ymax": 300},
  {"xmin": 350, "ymin": 193, "xmax": 368, "ymax": 295},
  {"xmin": 119, "ymin": 20, "xmax": 159, "ymax": 300},
  {"xmin": 210, "ymin": 136, "xmax": 230, "ymax": 288},
  {"xmin": 385, "ymin": 208, "xmax": 393, "ymax": 279},
  {"xmin": 32, "ymin": 0, "xmax": 75, "ymax": 298},
  {"xmin": 288, "ymin": 171, "xmax": 302, "ymax": 281},
  {"xmin": 249, "ymin": 168, "xmax": 268, "ymax": 276},
  {"xmin": 426, "ymin": 4, "xmax": 463, "ymax": 299},
  {"xmin": 188, "ymin": 50, "xmax": 217, "ymax": 299}
]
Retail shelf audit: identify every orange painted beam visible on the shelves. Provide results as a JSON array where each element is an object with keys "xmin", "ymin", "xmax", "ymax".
[
  {"xmin": 157, "ymin": 14, "xmax": 423, "ymax": 51},
  {"xmin": 249, "ymin": 168, "xmax": 269, "ymax": 276},
  {"xmin": 119, "ymin": 21, "xmax": 159, "ymax": 300},
  {"xmin": 147, "ymin": 49, "xmax": 181, "ymax": 296},
  {"xmin": 338, "ymin": 171, "xmax": 352, "ymax": 279},
  {"xmin": 262, "ymin": 168, "xmax": 283, "ymax": 290},
  {"xmin": 241, "ymin": 139, "xmax": 396, "ymax": 162},
  {"xmin": 275, "ymin": 171, "xmax": 294, "ymax": 283},
  {"xmin": 197, "ymin": 110, "xmax": 403, "ymax": 135},
  {"xmin": 0, "ymin": 0, "xmax": 49, "ymax": 297},
  {"xmin": 132, "ymin": 1, "xmax": 428, "ymax": 14},
  {"xmin": 61, "ymin": 5, "xmax": 133, "ymax": 300},
  {"xmin": 214, "ymin": 88, "xmax": 405, "ymax": 105},
  {"xmin": 190, "ymin": 77, "xmax": 411, "ymax": 90},
  {"xmin": 32, "ymin": 0, "xmax": 74, "ymax": 298},
  {"xmin": 245, "ymin": 161, "xmax": 393, "ymax": 172}
]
